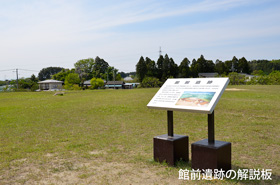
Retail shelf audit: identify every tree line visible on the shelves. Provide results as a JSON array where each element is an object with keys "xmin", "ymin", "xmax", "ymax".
[
  {"xmin": 0, "ymin": 74, "xmax": 39, "ymax": 92},
  {"xmin": 1, "ymin": 54, "xmax": 280, "ymax": 91},
  {"xmin": 1, "ymin": 56, "xmax": 126, "ymax": 91},
  {"xmin": 38, "ymin": 56, "xmax": 121, "ymax": 80},
  {"xmin": 136, "ymin": 54, "xmax": 280, "ymax": 87},
  {"xmin": 37, "ymin": 56, "xmax": 123, "ymax": 90}
]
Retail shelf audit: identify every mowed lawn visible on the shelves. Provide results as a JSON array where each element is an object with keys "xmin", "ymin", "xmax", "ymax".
[{"xmin": 0, "ymin": 86, "xmax": 279, "ymax": 184}]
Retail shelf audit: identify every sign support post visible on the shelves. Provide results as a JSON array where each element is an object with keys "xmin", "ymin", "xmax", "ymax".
[
  {"xmin": 191, "ymin": 110, "xmax": 231, "ymax": 171},
  {"xmin": 208, "ymin": 110, "xmax": 214, "ymax": 143},
  {"xmin": 148, "ymin": 78, "xmax": 231, "ymax": 169},
  {"xmin": 153, "ymin": 110, "xmax": 189, "ymax": 166},
  {"xmin": 167, "ymin": 111, "xmax": 174, "ymax": 137}
]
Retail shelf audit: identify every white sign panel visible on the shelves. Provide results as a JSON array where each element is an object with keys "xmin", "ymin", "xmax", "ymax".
[{"xmin": 147, "ymin": 78, "xmax": 229, "ymax": 114}]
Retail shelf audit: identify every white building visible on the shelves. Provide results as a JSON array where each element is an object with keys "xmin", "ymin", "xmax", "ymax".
[{"xmin": 38, "ymin": 79, "xmax": 63, "ymax": 91}]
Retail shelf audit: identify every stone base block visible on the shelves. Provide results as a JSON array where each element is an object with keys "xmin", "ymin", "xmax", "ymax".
[
  {"xmin": 154, "ymin": 134, "xmax": 189, "ymax": 166},
  {"xmin": 191, "ymin": 139, "xmax": 231, "ymax": 171}
]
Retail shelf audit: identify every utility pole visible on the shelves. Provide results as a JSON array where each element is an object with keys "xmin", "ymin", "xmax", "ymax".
[
  {"xmin": 16, "ymin": 69, "xmax": 19, "ymax": 89},
  {"xmin": 231, "ymin": 62, "xmax": 235, "ymax": 72},
  {"xmin": 113, "ymin": 69, "xmax": 115, "ymax": 89}
]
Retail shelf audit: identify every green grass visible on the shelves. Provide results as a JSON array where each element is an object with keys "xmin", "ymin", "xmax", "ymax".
[{"xmin": 0, "ymin": 86, "xmax": 279, "ymax": 184}]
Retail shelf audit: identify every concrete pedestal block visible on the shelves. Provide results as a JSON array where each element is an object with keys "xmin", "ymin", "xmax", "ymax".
[
  {"xmin": 154, "ymin": 134, "xmax": 189, "ymax": 166},
  {"xmin": 191, "ymin": 139, "xmax": 231, "ymax": 171}
]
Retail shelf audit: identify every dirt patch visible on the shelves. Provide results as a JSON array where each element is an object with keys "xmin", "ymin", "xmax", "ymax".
[
  {"xmin": 41, "ymin": 159, "xmax": 182, "ymax": 185},
  {"xmin": 226, "ymin": 88, "xmax": 246, "ymax": 91},
  {"xmin": 0, "ymin": 155, "xmax": 185, "ymax": 185},
  {"xmin": 88, "ymin": 150, "xmax": 107, "ymax": 155},
  {"xmin": 45, "ymin": 153, "xmax": 56, "ymax": 157}
]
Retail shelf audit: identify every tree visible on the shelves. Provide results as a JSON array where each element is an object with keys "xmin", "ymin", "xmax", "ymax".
[
  {"xmin": 190, "ymin": 59, "xmax": 197, "ymax": 77},
  {"xmin": 231, "ymin": 56, "xmax": 239, "ymax": 72},
  {"xmin": 268, "ymin": 70, "xmax": 280, "ymax": 85},
  {"xmin": 161, "ymin": 54, "xmax": 177, "ymax": 81},
  {"xmin": 178, "ymin": 58, "xmax": 190, "ymax": 78},
  {"xmin": 74, "ymin": 58, "xmax": 95, "ymax": 82},
  {"xmin": 115, "ymin": 73, "xmax": 122, "ymax": 81},
  {"xmin": 119, "ymin": 72, "xmax": 127, "ymax": 78},
  {"xmin": 136, "ymin": 56, "xmax": 147, "ymax": 82},
  {"xmin": 52, "ymin": 69, "xmax": 75, "ymax": 81},
  {"xmin": 224, "ymin": 56, "xmax": 239, "ymax": 74},
  {"xmin": 238, "ymin": 57, "xmax": 250, "ymax": 74},
  {"xmin": 104, "ymin": 66, "xmax": 121, "ymax": 81},
  {"xmin": 30, "ymin": 74, "xmax": 39, "ymax": 91},
  {"xmin": 146, "ymin": 57, "xmax": 157, "ymax": 77},
  {"xmin": 248, "ymin": 59, "xmax": 280, "ymax": 75},
  {"xmin": 92, "ymin": 56, "xmax": 109, "ymax": 79},
  {"xmin": 161, "ymin": 54, "xmax": 170, "ymax": 81},
  {"xmin": 9, "ymin": 74, "xmax": 39, "ymax": 91},
  {"xmin": 251, "ymin": 70, "xmax": 265, "ymax": 76},
  {"xmin": 38, "ymin": 67, "xmax": 64, "ymax": 81},
  {"xmin": 190, "ymin": 55, "xmax": 215, "ymax": 77},
  {"xmin": 64, "ymin": 73, "xmax": 80, "ymax": 89},
  {"xmin": 190, "ymin": 56, "xmax": 203, "ymax": 77},
  {"xmin": 0, "ymin": 80, "xmax": 7, "ymax": 86},
  {"xmin": 30, "ymin": 74, "xmax": 38, "ymax": 83},
  {"xmin": 156, "ymin": 55, "xmax": 164, "ymax": 80},
  {"xmin": 206, "ymin": 60, "xmax": 215, "ymax": 72},
  {"xmin": 90, "ymin": 78, "xmax": 104, "ymax": 89},
  {"xmin": 169, "ymin": 57, "xmax": 178, "ymax": 78},
  {"xmin": 224, "ymin": 60, "xmax": 232, "ymax": 74},
  {"xmin": 248, "ymin": 75, "xmax": 271, "ymax": 85},
  {"xmin": 215, "ymin": 59, "xmax": 226, "ymax": 75}
]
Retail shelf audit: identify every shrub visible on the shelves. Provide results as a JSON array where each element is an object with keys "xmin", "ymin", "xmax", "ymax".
[
  {"xmin": 90, "ymin": 78, "xmax": 104, "ymax": 89},
  {"xmin": 246, "ymin": 70, "xmax": 280, "ymax": 85},
  {"xmin": 64, "ymin": 73, "xmax": 80, "ymax": 90},
  {"xmin": 228, "ymin": 72, "xmax": 246, "ymax": 85},
  {"xmin": 140, "ymin": 77, "xmax": 162, "ymax": 88}
]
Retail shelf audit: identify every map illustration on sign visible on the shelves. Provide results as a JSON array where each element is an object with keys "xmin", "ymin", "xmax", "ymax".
[
  {"xmin": 175, "ymin": 91, "xmax": 215, "ymax": 107},
  {"xmin": 147, "ymin": 78, "xmax": 229, "ymax": 114}
]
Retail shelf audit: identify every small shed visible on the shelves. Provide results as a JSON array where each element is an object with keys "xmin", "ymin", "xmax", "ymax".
[
  {"xmin": 38, "ymin": 79, "xmax": 63, "ymax": 91},
  {"xmin": 105, "ymin": 81, "xmax": 125, "ymax": 89},
  {"xmin": 83, "ymin": 80, "xmax": 91, "ymax": 88}
]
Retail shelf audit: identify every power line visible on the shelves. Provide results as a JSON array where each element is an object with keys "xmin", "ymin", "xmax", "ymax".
[
  {"xmin": 0, "ymin": 68, "xmax": 39, "ymax": 74},
  {"xmin": 0, "ymin": 68, "xmax": 40, "ymax": 81},
  {"xmin": 0, "ymin": 69, "xmax": 14, "ymax": 72},
  {"xmin": 18, "ymin": 68, "xmax": 39, "ymax": 72}
]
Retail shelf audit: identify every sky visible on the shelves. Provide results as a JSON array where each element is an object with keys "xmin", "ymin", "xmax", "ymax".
[{"xmin": 0, "ymin": 0, "xmax": 280, "ymax": 80}]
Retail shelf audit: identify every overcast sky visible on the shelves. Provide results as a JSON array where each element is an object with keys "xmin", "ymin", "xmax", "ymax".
[{"xmin": 1, "ymin": 0, "xmax": 280, "ymax": 80}]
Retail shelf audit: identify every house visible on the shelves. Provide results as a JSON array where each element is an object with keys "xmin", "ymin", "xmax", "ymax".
[
  {"xmin": 239, "ymin": 73, "xmax": 255, "ymax": 82},
  {"xmin": 198, "ymin": 73, "xmax": 218, "ymax": 78},
  {"xmin": 124, "ymin": 83, "xmax": 140, "ymax": 89},
  {"xmin": 38, "ymin": 79, "xmax": 63, "ymax": 91},
  {"xmin": 105, "ymin": 81, "xmax": 125, "ymax": 89}
]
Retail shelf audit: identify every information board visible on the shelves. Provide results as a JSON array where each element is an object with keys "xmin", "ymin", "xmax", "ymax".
[{"xmin": 147, "ymin": 78, "xmax": 229, "ymax": 114}]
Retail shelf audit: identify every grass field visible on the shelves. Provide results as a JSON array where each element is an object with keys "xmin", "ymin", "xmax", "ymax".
[{"xmin": 0, "ymin": 86, "xmax": 279, "ymax": 184}]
